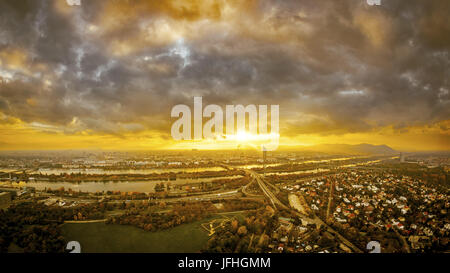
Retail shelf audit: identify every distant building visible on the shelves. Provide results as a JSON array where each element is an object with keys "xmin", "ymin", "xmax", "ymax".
[
  {"xmin": 400, "ymin": 153, "xmax": 405, "ymax": 163},
  {"xmin": 263, "ymin": 149, "xmax": 267, "ymax": 176}
]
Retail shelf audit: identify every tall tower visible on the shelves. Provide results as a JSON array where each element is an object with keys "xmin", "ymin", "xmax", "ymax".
[
  {"xmin": 326, "ymin": 179, "xmax": 334, "ymax": 221},
  {"xmin": 262, "ymin": 147, "xmax": 267, "ymax": 177}
]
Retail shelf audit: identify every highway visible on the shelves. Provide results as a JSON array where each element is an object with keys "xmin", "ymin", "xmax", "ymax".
[{"xmin": 245, "ymin": 169, "xmax": 290, "ymax": 210}]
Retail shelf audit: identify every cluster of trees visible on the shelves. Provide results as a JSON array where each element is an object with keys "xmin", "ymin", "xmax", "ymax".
[
  {"xmin": 44, "ymin": 187, "xmax": 92, "ymax": 198},
  {"xmin": 33, "ymin": 169, "xmax": 245, "ymax": 183},
  {"xmin": 107, "ymin": 199, "xmax": 264, "ymax": 232},
  {"xmin": 215, "ymin": 177, "xmax": 250, "ymax": 190},
  {"xmin": 220, "ymin": 199, "xmax": 263, "ymax": 211},
  {"xmin": 202, "ymin": 206, "xmax": 278, "ymax": 253},
  {"xmin": 183, "ymin": 177, "xmax": 250, "ymax": 192},
  {"xmin": 0, "ymin": 200, "xmax": 136, "ymax": 252},
  {"xmin": 2, "ymin": 201, "xmax": 108, "ymax": 224},
  {"xmin": 331, "ymin": 221, "xmax": 406, "ymax": 253},
  {"xmin": 266, "ymin": 172, "xmax": 333, "ymax": 184},
  {"xmin": 2, "ymin": 223, "xmax": 65, "ymax": 253},
  {"xmin": 108, "ymin": 201, "xmax": 216, "ymax": 231},
  {"xmin": 0, "ymin": 202, "xmax": 67, "ymax": 252},
  {"xmin": 44, "ymin": 187, "xmax": 161, "ymax": 200},
  {"xmin": 154, "ymin": 182, "xmax": 169, "ymax": 192}
]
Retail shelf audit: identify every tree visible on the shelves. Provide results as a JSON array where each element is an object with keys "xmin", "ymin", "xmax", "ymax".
[
  {"xmin": 231, "ymin": 219, "xmax": 239, "ymax": 233},
  {"xmin": 237, "ymin": 226, "xmax": 248, "ymax": 236}
]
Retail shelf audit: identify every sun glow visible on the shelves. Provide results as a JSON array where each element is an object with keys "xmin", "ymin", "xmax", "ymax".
[{"xmin": 226, "ymin": 131, "xmax": 280, "ymax": 143}]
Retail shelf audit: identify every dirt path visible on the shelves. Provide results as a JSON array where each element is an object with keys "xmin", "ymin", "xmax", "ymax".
[{"xmin": 63, "ymin": 219, "xmax": 107, "ymax": 224}]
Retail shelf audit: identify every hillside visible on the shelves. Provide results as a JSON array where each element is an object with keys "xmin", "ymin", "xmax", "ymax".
[{"xmin": 305, "ymin": 143, "xmax": 397, "ymax": 155}]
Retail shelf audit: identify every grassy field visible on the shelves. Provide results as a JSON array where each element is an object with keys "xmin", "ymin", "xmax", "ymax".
[{"xmin": 61, "ymin": 212, "xmax": 244, "ymax": 253}]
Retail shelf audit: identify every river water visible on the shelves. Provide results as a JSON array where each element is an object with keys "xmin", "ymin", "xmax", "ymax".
[
  {"xmin": 28, "ymin": 166, "xmax": 226, "ymax": 175},
  {"xmin": 6, "ymin": 156, "xmax": 390, "ymax": 193},
  {"xmin": 26, "ymin": 175, "xmax": 242, "ymax": 193}
]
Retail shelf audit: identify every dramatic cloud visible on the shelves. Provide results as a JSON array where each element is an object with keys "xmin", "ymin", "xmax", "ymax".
[{"xmin": 0, "ymin": 0, "xmax": 448, "ymax": 150}]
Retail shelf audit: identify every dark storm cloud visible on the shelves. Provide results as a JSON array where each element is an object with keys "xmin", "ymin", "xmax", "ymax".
[{"xmin": 0, "ymin": 0, "xmax": 448, "ymax": 137}]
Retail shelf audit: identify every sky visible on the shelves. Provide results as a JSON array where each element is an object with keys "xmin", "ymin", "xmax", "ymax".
[{"xmin": 0, "ymin": 0, "xmax": 449, "ymax": 151}]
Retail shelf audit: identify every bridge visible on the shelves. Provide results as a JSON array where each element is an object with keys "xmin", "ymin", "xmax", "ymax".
[{"xmin": 0, "ymin": 168, "xmax": 39, "ymax": 175}]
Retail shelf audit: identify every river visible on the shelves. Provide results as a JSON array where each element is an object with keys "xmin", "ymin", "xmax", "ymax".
[
  {"xmin": 6, "ymin": 156, "xmax": 393, "ymax": 193},
  {"xmin": 26, "ymin": 175, "xmax": 242, "ymax": 193},
  {"xmin": 28, "ymin": 166, "xmax": 226, "ymax": 175}
]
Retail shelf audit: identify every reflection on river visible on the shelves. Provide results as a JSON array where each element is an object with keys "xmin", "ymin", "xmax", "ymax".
[
  {"xmin": 237, "ymin": 156, "xmax": 362, "ymax": 169},
  {"xmin": 10, "ymin": 156, "xmax": 396, "ymax": 194},
  {"xmin": 338, "ymin": 157, "xmax": 398, "ymax": 168},
  {"xmin": 27, "ymin": 175, "xmax": 242, "ymax": 193},
  {"xmin": 30, "ymin": 166, "xmax": 226, "ymax": 175},
  {"xmin": 238, "ymin": 163, "xmax": 283, "ymax": 169},
  {"xmin": 4, "ymin": 157, "xmax": 365, "ymax": 175},
  {"xmin": 265, "ymin": 168, "xmax": 330, "ymax": 176}
]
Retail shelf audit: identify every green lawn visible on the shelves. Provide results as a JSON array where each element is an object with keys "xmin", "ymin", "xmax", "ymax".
[{"xmin": 61, "ymin": 212, "xmax": 244, "ymax": 253}]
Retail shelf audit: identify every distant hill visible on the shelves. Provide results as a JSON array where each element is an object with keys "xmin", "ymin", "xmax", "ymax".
[{"xmin": 306, "ymin": 143, "xmax": 397, "ymax": 155}]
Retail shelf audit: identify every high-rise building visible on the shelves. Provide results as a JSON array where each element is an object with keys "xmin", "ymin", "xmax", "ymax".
[{"xmin": 262, "ymin": 148, "xmax": 267, "ymax": 177}]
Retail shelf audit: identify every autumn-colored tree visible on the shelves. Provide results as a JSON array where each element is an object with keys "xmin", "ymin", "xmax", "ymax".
[
  {"xmin": 231, "ymin": 219, "xmax": 239, "ymax": 233},
  {"xmin": 237, "ymin": 226, "xmax": 248, "ymax": 236}
]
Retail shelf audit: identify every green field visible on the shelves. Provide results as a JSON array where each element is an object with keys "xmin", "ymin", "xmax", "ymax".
[{"xmin": 61, "ymin": 212, "xmax": 244, "ymax": 253}]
